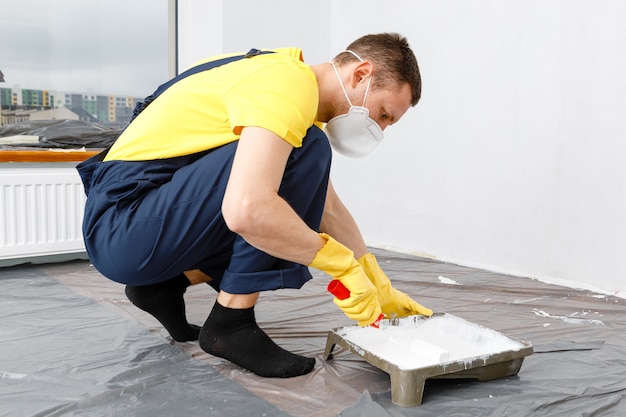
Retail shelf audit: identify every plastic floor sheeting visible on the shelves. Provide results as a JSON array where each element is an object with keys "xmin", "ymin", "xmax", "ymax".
[{"xmin": 2, "ymin": 249, "xmax": 625, "ymax": 417}]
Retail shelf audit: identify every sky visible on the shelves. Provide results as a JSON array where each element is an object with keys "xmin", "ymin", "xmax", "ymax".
[{"xmin": 0, "ymin": 0, "xmax": 169, "ymax": 98}]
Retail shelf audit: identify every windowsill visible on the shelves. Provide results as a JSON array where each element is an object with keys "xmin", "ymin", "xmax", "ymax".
[{"xmin": 0, "ymin": 149, "xmax": 102, "ymax": 163}]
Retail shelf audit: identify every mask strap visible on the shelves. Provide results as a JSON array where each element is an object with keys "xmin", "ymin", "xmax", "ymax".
[
  {"xmin": 343, "ymin": 50, "xmax": 371, "ymax": 107},
  {"xmin": 345, "ymin": 49, "xmax": 364, "ymax": 62},
  {"xmin": 362, "ymin": 73, "xmax": 372, "ymax": 107},
  {"xmin": 331, "ymin": 62, "xmax": 354, "ymax": 107}
]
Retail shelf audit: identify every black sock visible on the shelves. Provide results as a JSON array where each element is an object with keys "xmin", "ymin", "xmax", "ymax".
[
  {"xmin": 125, "ymin": 274, "xmax": 200, "ymax": 342},
  {"xmin": 199, "ymin": 302, "xmax": 315, "ymax": 378}
]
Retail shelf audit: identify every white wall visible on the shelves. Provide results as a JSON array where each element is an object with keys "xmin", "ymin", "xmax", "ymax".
[
  {"xmin": 176, "ymin": 0, "xmax": 330, "ymax": 70},
  {"xmin": 177, "ymin": 0, "xmax": 626, "ymax": 297},
  {"xmin": 176, "ymin": 0, "xmax": 224, "ymax": 70}
]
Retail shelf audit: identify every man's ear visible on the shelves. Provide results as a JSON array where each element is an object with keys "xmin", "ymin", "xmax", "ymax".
[{"xmin": 350, "ymin": 61, "xmax": 373, "ymax": 87}]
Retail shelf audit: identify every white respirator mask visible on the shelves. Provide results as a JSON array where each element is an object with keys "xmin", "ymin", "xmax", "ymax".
[{"xmin": 324, "ymin": 50, "xmax": 384, "ymax": 158}]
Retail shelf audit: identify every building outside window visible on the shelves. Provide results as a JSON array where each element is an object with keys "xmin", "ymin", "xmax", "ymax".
[{"xmin": 0, "ymin": 1, "xmax": 168, "ymax": 129}]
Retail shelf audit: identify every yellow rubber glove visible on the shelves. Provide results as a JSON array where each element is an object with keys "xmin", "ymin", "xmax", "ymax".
[
  {"xmin": 309, "ymin": 233, "xmax": 382, "ymax": 326},
  {"xmin": 358, "ymin": 253, "xmax": 433, "ymax": 318}
]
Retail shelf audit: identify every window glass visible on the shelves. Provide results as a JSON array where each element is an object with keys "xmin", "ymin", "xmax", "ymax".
[{"xmin": 0, "ymin": 0, "xmax": 168, "ymax": 128}]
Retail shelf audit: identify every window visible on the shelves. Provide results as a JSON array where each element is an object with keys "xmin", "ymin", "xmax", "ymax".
[{"xmin": 0, "ymin": 0, "xmax": 169, "ymax": 128}]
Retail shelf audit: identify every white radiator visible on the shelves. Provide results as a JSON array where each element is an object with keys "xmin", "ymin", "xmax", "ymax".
[{"xmin": 0, "ymin": 163, "xmax": 87, "ymax": 263}]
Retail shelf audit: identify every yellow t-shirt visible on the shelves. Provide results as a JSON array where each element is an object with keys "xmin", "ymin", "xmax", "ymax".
[{"xmin": 104, "ymin": 48, "xmax": 318, "ymax": 161}]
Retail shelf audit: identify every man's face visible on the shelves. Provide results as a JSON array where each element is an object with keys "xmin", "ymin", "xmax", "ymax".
[
  {"xmin": 336, "ymin": 80, "xmax": 413, "ymax": 131},
  {"xmin": 366, "ymin": 81, "xmax": 413, "ymax": 131}
]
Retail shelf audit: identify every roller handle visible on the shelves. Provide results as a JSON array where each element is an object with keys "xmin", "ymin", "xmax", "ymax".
[
  {"xmin": 327, "ymin": 280, "xmax": 385, "ymax": 328},
  {"xmin": 327, "ymin": 279, "xmax": 351, "ymax": 300}
]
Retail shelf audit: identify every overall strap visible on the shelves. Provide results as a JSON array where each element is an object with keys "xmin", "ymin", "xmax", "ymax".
[
  {"xmin": 80, "ymin": 48, "xmax": 273, "ymax": 170},
  {"xmin": 131, "ymin": 48, "xmax": 273, "ymax": 122}
]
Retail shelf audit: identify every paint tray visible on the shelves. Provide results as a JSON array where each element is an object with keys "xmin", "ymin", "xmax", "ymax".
[{"xmin": 324, "ymin": 313, "xmax": 533, "ymax": 407}]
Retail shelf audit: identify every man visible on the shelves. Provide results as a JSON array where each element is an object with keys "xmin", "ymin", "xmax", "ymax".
[{"xmin": 78, "ymin": 33, "xmax": 432, "ymax": 378}]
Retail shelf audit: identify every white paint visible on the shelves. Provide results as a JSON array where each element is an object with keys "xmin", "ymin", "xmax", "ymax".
[
  {"xmin": 511, "ymin": 297, "xmax": 550, "ymax": 304},
  {"xmin": 532, "ymin": 309, "xmax": 605, "ymax": 326},
  {"xmin": 338, "ymin": 315, "xmax": 524, "ymax": 370},
  {"xmin": 438, "ymin": 276, "xmax": 461, "ymax": 286},
  {"xmin": 0, "ymin": 371, "xmax": 27, "ymax": 380},
  {"xmin": 179, "ymin": 1, "xmax": 626, "ymax": 296}
]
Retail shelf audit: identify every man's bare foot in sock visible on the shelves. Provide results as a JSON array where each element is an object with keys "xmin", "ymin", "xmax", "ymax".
[
  {"xmin": 199, "ymin": 299, "xmax": 315, "ymax": 378},
  {"xmin": 125, "ymin": 274, "xmax": 200, "ymax": 342}
]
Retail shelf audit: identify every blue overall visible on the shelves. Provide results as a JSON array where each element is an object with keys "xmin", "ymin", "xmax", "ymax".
[{"xmin": 80, "ymin": 125, "xmax": 331, "ymax": 293}]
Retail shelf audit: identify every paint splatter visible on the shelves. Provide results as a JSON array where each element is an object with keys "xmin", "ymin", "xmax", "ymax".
[
  {"xmin": 532, "ymin": 309, "xmax": 604, "ymax": 326},
  {"xmin": 0, "ymin": 372, "xmax": 27, "ymax": 380},
  {"xmin": 438, "ymin": 276, "xmax": 461, "ymax": 285}
]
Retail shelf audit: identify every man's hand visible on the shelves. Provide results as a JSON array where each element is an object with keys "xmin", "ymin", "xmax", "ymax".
[
  {"xmin": 358, "ymin": 253, "xmax": 432, "ymax": 317},
  {"xmin": 309, "ymin": 234, "xmax": 382, "ymax": 326}
]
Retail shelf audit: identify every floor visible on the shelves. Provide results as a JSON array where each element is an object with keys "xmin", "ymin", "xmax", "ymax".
[{"xmin": 2, "ymin": 249, "xmax": 625, "ymax": 416}]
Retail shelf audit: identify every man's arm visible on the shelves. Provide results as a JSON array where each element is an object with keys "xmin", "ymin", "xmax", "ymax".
[
  {"xmin": 222, "ymin": 126, "xmax": 383, "ymax": 324},
  {"xmin": 319, "ymin": 180, "xmax": 369, "ymax": 259},
  {"xmin": 320, "ymin": 180, "xmax": 434, "ymax": 318},
  {"xmin": 222, "ymin": 126, "xmax": 325, "ymax": 265}
]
